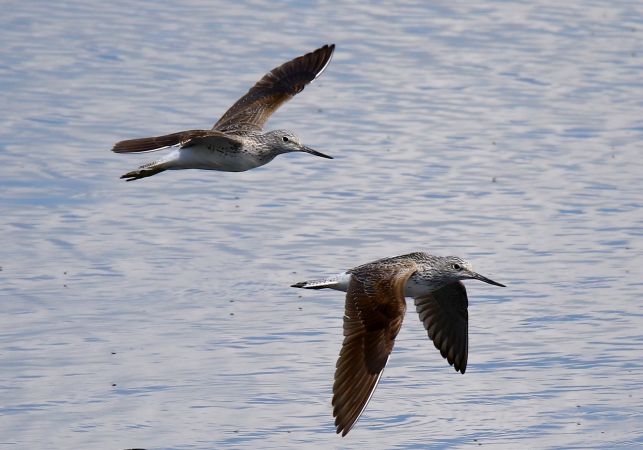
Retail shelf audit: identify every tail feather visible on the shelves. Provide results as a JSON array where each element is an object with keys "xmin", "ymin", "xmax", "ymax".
[
  {"xmin": 112, "ymin": 129, "xmax": 210, "ymax": 153},
  {"xmin": 291, "ymin": 277, "xmax": 341, "ymax": 290},
  {"xmin": 292, "ymin": 272, "xmax": 350, "ymax": 291}
]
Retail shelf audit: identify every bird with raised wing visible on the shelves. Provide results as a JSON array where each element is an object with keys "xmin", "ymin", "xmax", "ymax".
[
  {"xmin": 112, "ymin": 44, "xmax": 335, "ymax": 181},
  {"xmin": 292, "ymin": 252, "xmax": 505, "ymax": 436}
]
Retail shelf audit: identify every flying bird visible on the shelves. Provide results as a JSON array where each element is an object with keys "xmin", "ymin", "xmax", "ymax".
[
  {"xmin": 292, "ymin": 252, "xmax": 506, "ymax": 436},
  {"xmin": 112, "ymin": 44, "xmax": 335, "ymax": 181}
]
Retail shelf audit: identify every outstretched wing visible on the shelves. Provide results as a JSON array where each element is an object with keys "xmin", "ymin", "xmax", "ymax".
[
  {"xmin": 414, "ymin": 281, "xmax": 469, "ymax": 374},
  {"xmin": 333, "ymin": 260, "xmax": 417, "ymax": 436},
  {"xmin": 212, "ymin": 44, "xmax": 335, "ymax": 134}
]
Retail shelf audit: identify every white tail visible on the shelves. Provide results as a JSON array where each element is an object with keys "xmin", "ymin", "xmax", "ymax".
[{"xmin": 291, "ymin": 272, "xmax": 351, "ymax": 292}]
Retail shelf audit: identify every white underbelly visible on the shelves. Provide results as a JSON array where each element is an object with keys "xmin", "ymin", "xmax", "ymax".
[
  {"xmin": 404, "ymin": 277, "xmax": 433, "ymax": 297},
  {"xmin": 171, "ymin": 146, "xmax": 268, "ymax": 172}
]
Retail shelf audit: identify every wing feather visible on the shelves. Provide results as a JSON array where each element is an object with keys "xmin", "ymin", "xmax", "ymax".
[
  {"xmin": 414, "ymin": 281, "xmax": 469, "ymax": 374},
  {"xmin": 111, "ymin": 129, "xmax": 240, "ymax": 153},
  {"xmin": 332, "ymin": 260, "xmax": 417, "ymax": 436},
  {"xmin": 212, "ymin": 44, "xmax": 334, "ymax": 133}
]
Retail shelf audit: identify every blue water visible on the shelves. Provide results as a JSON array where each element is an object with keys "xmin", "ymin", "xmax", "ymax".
[{"xmin": 1, "ymin": 1, "xmax": 642, "ymax": 448}]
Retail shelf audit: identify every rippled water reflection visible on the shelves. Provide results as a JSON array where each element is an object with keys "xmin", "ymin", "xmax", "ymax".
[{"xmin": 1, "ymin": 1, "xmax": 642, "ymax": 448}]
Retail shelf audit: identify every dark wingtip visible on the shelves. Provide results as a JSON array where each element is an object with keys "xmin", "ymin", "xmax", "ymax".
[
  {"xmin": 337, "ymin": 423, "xmax": 352, "ymax": 437},
  {"xmin": 318, "ymin": 43, "xmax": 335, "ymax": 54},
  {"xmin": 309, "ymin": 44, "xmax": 335, "ymax": 80},
  {"xmin": 291, "ymin": 282, "xmax": 306, "ymax": 288}
]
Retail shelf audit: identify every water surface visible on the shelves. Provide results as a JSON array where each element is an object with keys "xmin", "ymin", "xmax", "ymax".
[{"xmin": 1, "ymin": 1, "xmax": 642, "ymax": 448}]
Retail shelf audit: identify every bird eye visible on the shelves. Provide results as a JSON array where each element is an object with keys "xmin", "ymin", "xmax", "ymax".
[
  {"xmin": 452, "ymin": 263, "xmax": 462, "ymax": 270},
  {"xmin": 282, "ymin": 136, "xmax": 289, "ymax": 142}
]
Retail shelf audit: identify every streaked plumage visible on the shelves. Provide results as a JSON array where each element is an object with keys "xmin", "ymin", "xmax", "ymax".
[
  {"xmin": 292, "ymin": 252, "xmax": 505, "ymax": 436},
  {"xmin": 112, "ymin": 44, "xmax": 335, "ymax": 181}
]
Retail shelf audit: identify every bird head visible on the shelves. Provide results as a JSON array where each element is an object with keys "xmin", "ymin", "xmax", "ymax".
[
  {"xmin": 269, "ymin": 130, "xmax": 333, "ymax": 159},
  {"xmin": 439, "ymin": 256, "xmax": 506, "ymax": 287}
]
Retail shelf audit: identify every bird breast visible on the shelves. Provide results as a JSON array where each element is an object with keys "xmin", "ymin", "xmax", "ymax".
[
  {"xmin": 177, "ymin": 145, "xmax": 266, "ymax": 172},
  {"xmin": 404, "ymin": 274, "xmax": 440, "ymax": 297}
]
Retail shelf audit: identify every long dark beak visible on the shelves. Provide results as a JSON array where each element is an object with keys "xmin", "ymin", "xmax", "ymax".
[
  {"xmin": 470, "ymin": 272, "xmax": 506, "ymax": 287},
  {"xmin": 302, "ymin": 145, "xmax": 333, "ymax": 159}
]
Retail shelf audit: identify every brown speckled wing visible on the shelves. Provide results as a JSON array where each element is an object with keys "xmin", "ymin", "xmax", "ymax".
[
  {"xmin": 212, "ymin": 44, "xmax": 334, "ymax": 134},
  {"xmin": 332, "ymin": 260, "xmax": 417, "ymax": 436},
  {"xmin": 179, "ymin": 131, "xmax": 243, "ymax": 149},
  {"xmin": 111, "ymin": 129, "xmax": 239, "ymax": 153},
  {"xmin": 414, "ymin": 281, "xmax": 469, "ymax": 374}
]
